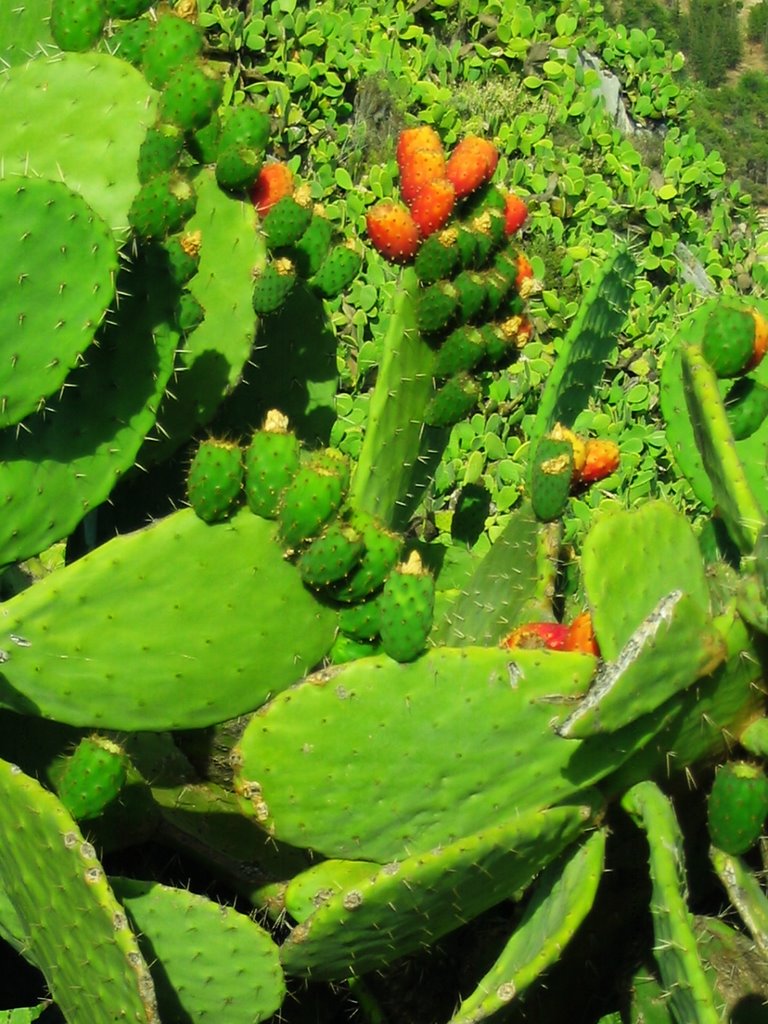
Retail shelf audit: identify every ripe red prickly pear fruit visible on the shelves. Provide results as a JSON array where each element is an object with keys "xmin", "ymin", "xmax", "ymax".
[
  {"xmin": 366, "ymin": 200, "xmax": 421, "ymax": 264},
  {"xmin": 746, "ymin": 308, "xmax": 768, "ymax": 371},
  {"xmin": 445, "ymin": 136, "xmax": 499, "ymax": 198},
  {"xmin": 500, "ymin": 622, "xmax": 572, "ymax": 651},
  {"xmin": 400, "ymin": 148, "xmax": 447, "ymax": 205},
  {"xmin": 409, "ymin": 178, "xmax": 456, "ymax": 238},
  {"xmin": 577, "ymin": 439, "xmax": 620, "ymax": 486},
  {"xmin": 250, "ymin": 162, "xmax": 294, "ymax": 216},
  {"xmin": 503, "ymin": 192, "xmax": 528, "ymax": 235}
]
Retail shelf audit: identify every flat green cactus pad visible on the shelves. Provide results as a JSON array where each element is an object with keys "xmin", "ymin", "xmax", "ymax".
[
  {"xmin": 0, "ymin": 52, "xmax": 156, "ymax": 240},
  {"xmin": 449, "ymin": 828, "xmax": 607, "ymax": 1023},
  {"xmin": 710, "ymin": 847, "xmax": 768, "ymax": 959},
  {"xmin": 0, "ymin": 247, "xmax": 178, "ymax": 566},
  {"xmin": 111, "ymin": 877, "xmax": 285, "ymax": 1024},
  {"xmin": 279, "ymin": 803, "xmax": 595, "ymax": 980},
  {"xmin": 350, "ymin": 266, "xmax": 438, "ymax": 528},
  {"xmin": 0, "ymin": 508, "xmax": 337, "ymax": 730},
  {"xmin": 622, "ymin": 781, "xmax": 721, "ymax": 1024},
  {"xmin": 558, "ymin": 590, "xmax": 725, "ymax": 738},
  {"xmin": 0, "ymin": 758, "xmax": 157, "ymax": 1023},
  {"xmin": 233, "ymin": 646, "xmax": 642, "ymax": 862},
  {"xmin": 0, "ymin": 0, "xmax": 54, "ymax": 66},
  {"xmin": 144, "ymin": 167, "xmax": 263, "ymax": 461},
  {"xmin": 0, "ymin": 178, "xmax": 118, "ymax": 428},
  {"xmin": 582, "ymin": 501, "xmax": 711, "ymax": 660}
]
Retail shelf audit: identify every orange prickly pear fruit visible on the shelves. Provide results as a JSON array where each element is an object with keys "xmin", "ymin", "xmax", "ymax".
[
  {"xmin": 250, "ymin": 161, "xmax": 293, "ymax": 216},
  {"xmin": 399, "ymin": 147, "xmax": 447, "ymax": 205},
  {"xmin": 409, "ymin": 178, "xmax": 456, "ymax": 238},
  {"xmin": 515, "ymin": 253, "xmax": 534, "ymax": 292},
  {"xmin": 746, "ymin": 308, "xmax": 768, "ymax": 371},
  {"xmin": 577, "ymin": 439, "xmax": 620, "ymax": 485},
  {"xmin": 366, "ymin": 200, "xmax": 421, "ymax": 264},
  {"xmin": 500, "ymin": 621, "xmax": 572, "ymax": 651},
  {"xmin": 445, "ymin": 136, "xmax": 499, "ymax": 198},
  {"xmin": 396, "ymin": 125, "xmax": 444, "ymax": 167},
  {"xmin": 565, "ymin": 612, "xmax": 600, "ymax": 656},
  {"xmin": 503, "ymin": 191, "xmax": 528, "ymax": 235}
]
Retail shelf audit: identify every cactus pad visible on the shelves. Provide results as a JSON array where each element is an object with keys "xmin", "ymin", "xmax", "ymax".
[
  {"xmin": 111, "ymin": 877, "xmax": 285, "ymax": 1024},
  {"xmin": 0, "ymin": 508, "xmax": 337, "ymax": 730},
  {"xmin": 0, "ymin": 178, "xmax": 118, "ymax": 428},
  {"xmin": 0, "ymin": 758, "xmax": 157, "ymax": 1023},
  {"xmin": 0, "ymin": 52, "xmax": 156, "ymax": 240}
]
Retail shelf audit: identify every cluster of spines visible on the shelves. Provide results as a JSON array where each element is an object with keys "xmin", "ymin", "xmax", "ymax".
[
  {"xmin": 365, "ymin": 128, "xmax": 535, "ymax": 427},
  {"xmin": 252, "ymin": 182, "xmax": 363, "ymax": 315}
]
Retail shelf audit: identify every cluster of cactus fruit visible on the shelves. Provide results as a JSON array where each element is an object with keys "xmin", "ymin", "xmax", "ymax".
[
  {"xmin": 186, "ymin": 413, "xmax": 436, "ymax": 664},
  {"xmin": 2, "ymin": 2, "xmax": 768, "ymax": 1022}
]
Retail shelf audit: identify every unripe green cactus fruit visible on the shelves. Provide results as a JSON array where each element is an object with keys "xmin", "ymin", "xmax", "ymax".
[
  {"xmin": 244, "ymin": 410, "xmax": 301, "ymax": 519},
  {"xmin": 159, "ymin": 59, "xmax": 223, "ymax": 132},
  {"xmin": 141, "ymin": 13, "xmax": 203, "ymax": 89},
  {"xmin": 416, "ymin": 281, "xmax": 459, "ymax": 334},
  {"xmin": 261, "ymin": 195, "xmax": 313, "ymax": 249},
  {"xmin": 161, "ymin": 229, "xmax": 202, "ymax": 286},
  {"xmin": 297, "ymin": 521, "xmax": 365, "ymax": 588},
  {"xmin": 128, "ymin": 171, "xmax": 196, "ymax": 239},
  {"xmin": 309, "ymin": 245, "xmax": 362, "ymax": 299},
  {"xmin": 332, "ymin": 513, "xmax": 403, "ymax": 602},
  {"xmin": 109, "ymin": 18, "xmax": 152, "ymax": 65},
  {"xmin": 425, "ymin": 372, "xmax": 481, "ymax": 427},
  {"xmin": 218, "ymin": 105, "xmax": 271, "ymax": 152},
  {"xmin": 433, "ymin": 325, "xmax": 486, "ymax": 378},
  {"xmin": 187, "ymin": 439, "xmax": 244, "ymax": 523},
  {"xmin": 414, "ymin": 228, "xmax": 460, "ymax": 283},
  {"xmin": 338, "ymin": 597, "xmax": 381, "ymax": 641},
  {"xmin": 724, "ymin": 377, "xmax": 768, "ymax": 441},
  {"xmin": 453, "ymin": 270, "xmax": 488, "ymax": 323},
  {"xmin": 215, "ymin": 145, "xmax": 264, "ymax": 192},
  {"xmin": 252, "ymin": 258, "xmax": 298, "ymax": 315},
  {"xmin": 277, "ymin": 455, "xmax": 348, "ymax": 549},
  {"xmin": 701, "ymin": 303, "xmax": 757, "ymax": 378},
  {"xmin": 378, "ymin": 551, "xmax": 435, "ymax": 662},
  {"xmin": 137, "ymin": 122, "xmax": 184, "ymax": 184},
  {"xmin": 175, "ymin": 291, "xmax": 205, "ymax": 334},
  {"xmin": 55, "ymin": 735, "xmax": 128, "ymax": 822},
  {"xmin": 104, "ymin": 0, "xmax": 153, "ymax": 16},
  {"xmin": 531, "ymin": 437, "xmax": 574, "ymax": 522},
  {"xmin": 291, "ymin": 214, "xmax": 334, "ymax": 277},
  {"xmin": 707, "ymin": 761, "xmax": 768, "ymax": 855},
  {"xmin": 51, "ymin": 0, "xmax": 106, "ymax": 52}
]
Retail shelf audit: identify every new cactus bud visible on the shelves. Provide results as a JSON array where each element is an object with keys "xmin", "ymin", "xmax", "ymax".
[
  {"xmin": 707, "ymin": 761, "xmax": 768, "ymax": 855},
  {"xmin": 187, "ymin": 438, "xmax": 244, "ymax": 523},
  {"xmin": 378, "ymin": 551, "xmax": 435, "ymax": 662},
  {"xmin": 244, "ymin": 411, "xmax": 301, "ymax": 519},
  {"xmin": 55, "ymin": 735, "xmax": 128, "ymax": 822}
]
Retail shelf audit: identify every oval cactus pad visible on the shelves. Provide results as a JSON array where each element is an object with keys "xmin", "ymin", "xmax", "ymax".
[{"xmin": 0, "ymin": 178, "xmax": 118, "ymax": 428}]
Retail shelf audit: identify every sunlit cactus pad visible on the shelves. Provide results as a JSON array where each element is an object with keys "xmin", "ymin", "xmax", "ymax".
[{"xmin": 0, "ymin": 177, "xmax": 118, "ymax": 428}]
